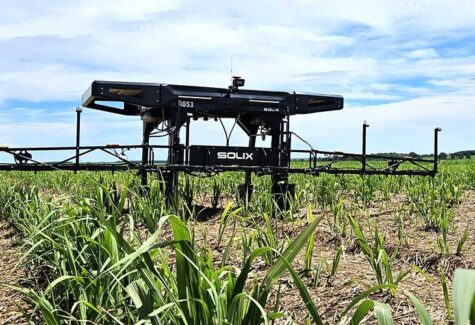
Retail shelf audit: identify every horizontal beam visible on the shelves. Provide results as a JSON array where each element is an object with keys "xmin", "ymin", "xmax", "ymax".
[
  {"xmin": 0, "ymin": 162, "xmax": 435, "ymax": 177},
  {"xmin": 165, "ymin": 164, "xmax": 436, "ymax": 176},
  {"xmin": 0, "ymin": 144, "xmax": 171, "ymax": 151},
  {"xmin": 0, "ymin": 143, "xmax": 436, "ymax": 177},
  {"xmin": 0, "ymin": 164, "xmax": 137, "ymax": 171}
]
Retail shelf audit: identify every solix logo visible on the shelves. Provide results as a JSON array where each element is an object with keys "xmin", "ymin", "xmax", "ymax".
[{"xmin": 217, "ymin": 152, "xmax": 254, "ymax": 160}]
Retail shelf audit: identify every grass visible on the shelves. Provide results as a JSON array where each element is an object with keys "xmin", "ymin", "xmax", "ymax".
[{"xmin": 0, "ymin": 159, "xmax": 474, "ymax": 323}]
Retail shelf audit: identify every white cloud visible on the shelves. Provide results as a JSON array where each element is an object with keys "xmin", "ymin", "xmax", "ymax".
[
  {"xmin": 0, "ymin": 0, "xmax": 182, "ymax": 40},
  {"xmin": 406, "ymin": 49, "xmax": 439, "ymax": 60},
  {"xmin": 0, "ymin": 0, "xmax": 474, "ymax": 155},
  {"xmin": 292, "ymin": 92, "xmax": 475, "ymax": 154}
]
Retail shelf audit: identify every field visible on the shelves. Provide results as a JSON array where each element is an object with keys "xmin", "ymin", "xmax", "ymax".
[{"xmin": 0, "ymin": 159, "xmax": 474, "ymax": 324}]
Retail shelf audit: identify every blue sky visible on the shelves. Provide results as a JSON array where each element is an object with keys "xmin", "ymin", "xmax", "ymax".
[{"xmin": 0, "ymin": 0, "xmax": 474, "ymax": 162}]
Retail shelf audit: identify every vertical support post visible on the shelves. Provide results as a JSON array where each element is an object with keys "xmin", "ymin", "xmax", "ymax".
[
  {"xmin": 362, "ymin": 121, "xmax": 369, "ymax": 173},
  {"xmin": 185, "ymin": 118, "xmax": 190, "ymax": 164},
  {"xmin": 284, "ymin": 114, "xmax": 291, "ymax": 167},
  {"xmin": 240, "ymin": 135, "xmax": 255, "ymax": 205},
  {"xmin": 75, "ymin": 106, "xmax": 82, "ymax": 173},
  {"xmin": 141, "ymin": 122, "xmax": 153, "ymax": 190},
  {"xmin": 163, "ymin": 110, "xmax": 184, "ymax": 205},
  {"xmin": 245, "ymin": 136, "xmax": 255, "ymax": 185},
  {"xmin": 236, "ymin": 117, "xmax": 258, "ymax": 206},
  {"xmin": 270, "ymin": 117, "xmax": 294, "ymax": 214},
  {"xmin": 434, "ymin": 127, "xmax": 441, "ymax": 174}
]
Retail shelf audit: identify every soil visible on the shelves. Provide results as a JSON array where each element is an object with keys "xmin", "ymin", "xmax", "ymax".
[{"xmin": 0, "ymin": 220, "xmax": 28, "ymax": 324}]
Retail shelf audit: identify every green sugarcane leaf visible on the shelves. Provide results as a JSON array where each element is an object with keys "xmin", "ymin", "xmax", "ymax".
[
  {"xmin": 404, "ymin": 291, "xmax": 433, "ymax": 325},
  {"xmin": 5, "ymin": 285, "xmax": 61, "ymax": 325},
  {"xmin": 454, "ymin": 269, "xmax": 475, "ymax": 325},
  {"xmin": 349, "ymin": 299, "xmax": 394, "ymax": 325},
  {"xmin": 279, "ymin": 254, "xmax": 324, "ymax": 325},
  {"xmin": 470, "ymin": 292, "xmax": 475, "ymax": 325},
  {"xmin": 340, "ymin": 284, "xmax": 396, "ymax": 319},
  {"xmin": 373, "ymin": 301, "xmax": 394, "ymax": 325},
  {"xmin": 245, "ymin": 219, "xmax": 320, "ymax": 324},
  {"xmin": 230, "ymin": 246, "xmax": 273, "ymax": 302},
  {"xmin": 350, "ymin": 299, "xmax": 375, "ymax": 324},
  {"xmin": 261, "ymin": 219, "xmax": 320, "ymax": 290}
]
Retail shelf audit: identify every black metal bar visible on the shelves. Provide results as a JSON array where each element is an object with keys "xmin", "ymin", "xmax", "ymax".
[
  {"xmin": 296, "ymin": 149, "xmax": 434, "ymax": 163},
  {"xmin": 185, "ymin": 118, "xmax": 190, "ymax": 164},
  {"xmin": 0, "ymin": 164, "xmax": 133, "ymax": 171},
  {"xmin": 434, "ymin": 127, "xmax": 441, "ymax": 173},
  {"xmin": 54, "ymin": 148, "xmax": 95, "ymax": 166},
  {"xmin": 3, "ymin": 150, "xmax": 61, "ymax": 170},
  {"xmin": 244, "ymin": 135, "xmax": 256, "ymax": 189},
  {"xmin": 0, "ymin": 161, "xmax": 437, "ymax": 176},
  {"xmin": 362, "ymin": 122, "xmax": 369, "ymax": 173},
  {"xmin": 1, "ymin": 145, "xmax": 145, "ymax": 151},
  {"xmin": 0, "ymin": 144, "xmax": 438, "ymax": 164},
  {"xmin": 141, "ymin": 122, "xmax": 153, "ymax": 188},
  {"xmin": 0, "ymin": 156, "xmax": 436, "ymax": 176},
  {"xmin": 166, "ymin": 164, "xmax": 436, "ymax": 176},
  {"xmin": 99, "ymin": 148, "xmax": 139, "ymax": 167},
  {"xmin": 75, "ymin": 107, "xmax": 82, "ymax": 173},
  {"xmin": 0, "ymin": 144, "xmax": 436, "ymax": 170},
  {"xmin": 408, "ymin": 159, "xmax": 432, "ymax": 172}
]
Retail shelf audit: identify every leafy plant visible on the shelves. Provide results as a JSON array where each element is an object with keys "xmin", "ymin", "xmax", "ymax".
[{"xmin": 349, "ymin": 216, "xmax": 410, "ymax": 294}]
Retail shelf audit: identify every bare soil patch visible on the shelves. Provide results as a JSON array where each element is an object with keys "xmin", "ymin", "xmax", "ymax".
[{"xmin": 0, "ymin": 220, "xmax": 27, "ymax": 324}]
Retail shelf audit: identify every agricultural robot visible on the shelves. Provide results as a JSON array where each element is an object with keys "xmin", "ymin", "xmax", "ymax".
[{"xmin": 0, "ymin": 77, "xmax": 441, "ymax": 209}]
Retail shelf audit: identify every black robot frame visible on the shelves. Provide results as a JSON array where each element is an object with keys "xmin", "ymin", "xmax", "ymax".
[{"xmin": 0, "ymin": 78, "xmax": 441, "ymax": 208}]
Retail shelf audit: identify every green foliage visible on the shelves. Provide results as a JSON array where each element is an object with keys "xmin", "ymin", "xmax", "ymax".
[
  {"xmin": 0, "ymin": 159, "xmax": 474, "ymax": 323},
  {"xmin": 454, "ymin": 269, "xmax": 475, "ymax": 325},
  {"xmin": 349, "ymin": 216, "xmax": 410, "ymax": 293},
  {"xmin": 0, "ymin": 176, "xmax": 322, "ymax": 324}
]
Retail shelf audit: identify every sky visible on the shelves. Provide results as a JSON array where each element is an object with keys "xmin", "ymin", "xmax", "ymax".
[{"xmin": 0, "ymin": 0, "xmax": 474, "ymax": 162}]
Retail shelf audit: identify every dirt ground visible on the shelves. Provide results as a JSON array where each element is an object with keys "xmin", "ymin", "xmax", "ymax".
[{"xmin": 0, "ymin": 220, "xmax": 27, "ymax": 324}]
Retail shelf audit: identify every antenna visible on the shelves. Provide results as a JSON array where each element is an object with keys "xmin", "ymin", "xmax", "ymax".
[{"xmin": 230, "ymin": 56, "xmax": 233, "ymax": 81}]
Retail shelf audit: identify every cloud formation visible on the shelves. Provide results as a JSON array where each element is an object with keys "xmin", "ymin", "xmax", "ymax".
[{"xmin": 0, "ymin": 0, "xmax": 473, "ymax": 160}]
